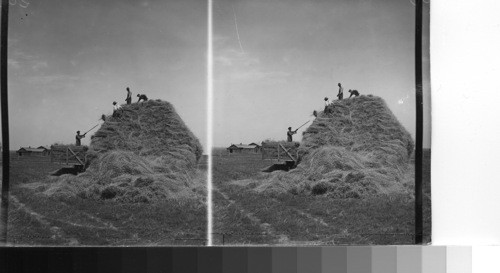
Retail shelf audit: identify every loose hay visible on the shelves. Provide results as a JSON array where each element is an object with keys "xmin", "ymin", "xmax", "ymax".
[
  {"xmin": 247, "ymin": 95, "xmax": 414, "ymax": 198},
  {"xmin": 44, "ymin": 100, "xmax": 205, "ymax": 203}
]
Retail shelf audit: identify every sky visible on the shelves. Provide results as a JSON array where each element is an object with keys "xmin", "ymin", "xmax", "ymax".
[
  {"xmin": 3, "ymin": 0, "xmax": 207, "ymax": 150},
  {"xmin": 213, "ymin": 0, "xmax": 431, "ymax": 148},
  {"xmin": 1, "ymin": 0, "xmax": 430, "ymax": 151}
]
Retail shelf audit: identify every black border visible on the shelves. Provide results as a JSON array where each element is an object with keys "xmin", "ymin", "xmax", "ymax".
[
  {"xmin": 0, "ymin": 0, "xmax": 10, "ymax": 245},
  {"xmin": 414, "ymin": 0, "xmax": 424, "ymax": 244}
]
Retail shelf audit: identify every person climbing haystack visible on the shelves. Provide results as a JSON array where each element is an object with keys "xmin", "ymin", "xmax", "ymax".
[{"xmin": 112, "ymin": 101, "xmax": 122, "ymax": 117}]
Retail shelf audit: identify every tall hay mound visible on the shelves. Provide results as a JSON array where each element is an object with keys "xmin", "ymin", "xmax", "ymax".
[
  {"xmin": 88, "ymin": 99, "xmax": 203, "ymax": 166},
  {"xmin": 45, "ymin": 100, "xmax": 205, "ymax": 203},
  {"xmin": 255, "ymin": 95, "xmax": 414, "ymax": 198}
]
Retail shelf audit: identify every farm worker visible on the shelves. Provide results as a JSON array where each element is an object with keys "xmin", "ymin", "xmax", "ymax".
[
  {"xmin": 337, "ymin": 83, "xmax": 343, "ymax": 100},
  {"xmin": 112, "ymin": 101, "xmax": 122, "ymax": 117},
  {"xmin": 137, "ymin": 93, "xmax": 148, "ymax": 102},
  {"xmin": 324, "ymin": 97, "xmax": 331, "ymax": 110},
  {"xmin": 324, "ymin": 97, "xmax": 331, "ymax": 106},
  {"xmin": 287, "ymin": 127, "xmax": 297, "ymax": 142},
  {"xmin": 348, "ymin": 89, "xmax": 360, "ymax": 98},
  {"xmin": 75, "ymin": 131, "xmax": 85, "ymax": 146},
  {"xmin": 125, "ymin": 87, "xmax": 132, "ymax": 104}
]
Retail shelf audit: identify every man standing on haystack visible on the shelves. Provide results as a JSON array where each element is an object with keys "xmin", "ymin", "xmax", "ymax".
[
  {"xmin": 125, "ymin": 87, "xmax": 132, "ymax": 104},
  {"xmin": 75, "ymin": 131, "xmax": 85, "ymax": 146},
  {"xmin": 337, "ymin": 83, "xmax": 344, "ymax": 100},
  {"xmin": 287, "ymin": 127, "xmax": 297, "ymax": 142}
]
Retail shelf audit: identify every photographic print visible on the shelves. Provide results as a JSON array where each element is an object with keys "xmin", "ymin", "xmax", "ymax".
[
  {"xmin": 2, "ymin": 0, "xmax": 208, "ymax": 246},
  {"xmin": 212, "ymin": 0, "xmax": 431, "ymax": 245}
]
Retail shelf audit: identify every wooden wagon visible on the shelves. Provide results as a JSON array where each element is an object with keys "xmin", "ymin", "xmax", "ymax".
[
  {"xmin": 50, "ymin": 145, "xmax": 89, "ymax": 172},
  {"xmin": 260, "ymin": 141, "xmax": 300, "ymax": 171}
]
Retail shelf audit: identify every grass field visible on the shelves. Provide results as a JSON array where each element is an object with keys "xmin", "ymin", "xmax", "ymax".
[
  {"xmin": 3, "ymin": 153, "xmax": 207, "ymax": 246},
  {"xmin": 212, "ymin": 148, "xmax": 431, "ymax": 245}
]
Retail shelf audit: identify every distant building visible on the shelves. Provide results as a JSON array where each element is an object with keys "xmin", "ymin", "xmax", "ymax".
[
  {"xmin": 17, "ymin": 146, "xmax": 50, "ymax": 157},
  {"xmin": 227, "ymin": 143, "xmax": 261, "ymax": 154}
]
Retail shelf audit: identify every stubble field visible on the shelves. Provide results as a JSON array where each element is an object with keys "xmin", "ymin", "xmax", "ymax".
[
  {"xmin": 2, "ymin": 153, "xmax": 207, "ymax": 246},
  {"xmin": 212, "ymin": 148, "xmax": 431, "ymax": 245}
]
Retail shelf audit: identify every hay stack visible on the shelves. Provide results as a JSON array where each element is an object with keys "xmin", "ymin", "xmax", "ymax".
[
  {"xmin": 251, "ymin": 95, "xmax": 414, "ymax": 198},
  {"xmin": 45, "ymin": 100, "xmax": 205, "ymax": 203}
]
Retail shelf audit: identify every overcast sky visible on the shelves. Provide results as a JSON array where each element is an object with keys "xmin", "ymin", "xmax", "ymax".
[
  {"xmin": 4, "ymin": 0, "xmax": 207, "ymax": 150},
  {"xmin": 213, "ymin": 0, "xmax": 430, "ymax": 148},
  {"xmin": 2, "ymin": 0, "xmax": 430, "ymax": 151}
]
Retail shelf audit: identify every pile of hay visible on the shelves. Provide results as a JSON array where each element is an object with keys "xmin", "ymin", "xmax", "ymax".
[
  {"xmin": 247, "ymin": 95, "xmax": 414, "ymax": 198},
  {"xmin": 44, "ymin": 100, "xmax": 205, "ymax": 203}
]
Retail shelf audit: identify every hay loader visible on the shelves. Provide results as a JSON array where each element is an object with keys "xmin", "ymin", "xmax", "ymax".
[
  {"xmin": 260, "ymin": 120, "xmax": 311, "ymax": 172},
  {"xmin": 50, "ymin": 145, "xmax": 89, "ymax": 174},
  {"xmin": 260, "ymin": 141, "xmax": 300, "ymax": 172},
  {"xmin": 48, "ymin": 123, "xmax": 99, "ymax": 174}
]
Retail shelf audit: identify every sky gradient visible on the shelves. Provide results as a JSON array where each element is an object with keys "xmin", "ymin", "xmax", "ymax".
[
  {"xmin": 5, "ymin": 0, "xmax": 207, "ymax": 150},
  {"xmin": 213, "ymin": 0, "xmax": 430, "ymax": 148},
  {"xmin": 2, "ymin": 0, "xmax": 430, "ymax": 151}
]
